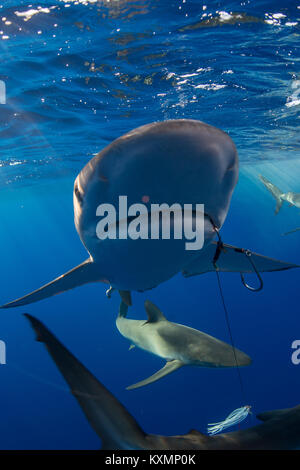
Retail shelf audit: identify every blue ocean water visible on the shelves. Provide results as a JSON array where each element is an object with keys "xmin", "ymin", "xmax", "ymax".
[{"xmin": 0, "ymin": 0, "xmax": 299, "ymax": 449}]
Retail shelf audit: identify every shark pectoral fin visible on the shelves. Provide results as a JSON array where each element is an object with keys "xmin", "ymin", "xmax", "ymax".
[
  {"xmin": 0, "ymin": 258, "xmax": 107, "ymax": 309},
  {"xmin": 182, "ymin": 242, "xmax": 299, "ymax": 277},
  {"xmin": 275, "ymin": 200, "xmax": 283, "ymax": 214},
  {"xmin": 144, "ymin": 300, "xmax": 167, "ymax": 323},
  {"xmin": 24, "ymin": 314, "xmax": 147, "ymax": 450},
  {"xmin": 119, "ymin": 290, "xmax": 132, "ymax": 307},
  {"xmin": 126, "ymin": 360, "xmax": 183, "ymax": 390},
  {"xmin": 129, "ymin": 344, "xmax": 135, "ymax": 351}
]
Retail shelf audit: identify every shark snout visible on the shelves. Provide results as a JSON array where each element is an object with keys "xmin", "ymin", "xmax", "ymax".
[
  {"xmin": 213, "ymin": 346, "xmax": 252, "ymax": 368},
  {"xmin": 235, "ymin": 349, "xmax": 252, "ymax": 367}
]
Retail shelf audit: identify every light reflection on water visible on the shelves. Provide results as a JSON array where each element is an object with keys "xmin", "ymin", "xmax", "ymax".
[{"xmin": 0, "ymin": 0, "xmax": 299, "ymax": 188}]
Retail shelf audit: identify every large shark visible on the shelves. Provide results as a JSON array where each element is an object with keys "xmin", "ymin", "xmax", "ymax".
[
  {"xmin": 1, "ymin": 121, "xmax": 298, "ymax": 310},
  {"xmin": 116, "ymin": 301, "xmax": 251, "ymax": 390},
  {"xmin": 259, "ymin": 174, "xmax": 300, "ymax": 214},
  {"xmin": 25, "ymin": 314, "xmax": 300, "ymax": 450}
]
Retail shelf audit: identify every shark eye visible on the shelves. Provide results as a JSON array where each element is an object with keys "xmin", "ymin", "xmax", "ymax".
[{"xmin": 74, "ymin": 184, "xmax": 83, "ymax": 205}]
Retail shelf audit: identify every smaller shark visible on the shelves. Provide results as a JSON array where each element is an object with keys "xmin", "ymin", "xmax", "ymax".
[
  {"xmin": 283, "ymin": 227, "xmax": 300, "ymax": 236},
  {"xmin": 259, "ymin": 175, "xmax": 300, "ymax": 214},
  {"xmin": 116, "ymin": 301, "xmax": 251, "ymax": 390},
  {"xmin": 24, "ymin": 314, "xmax": 300, "ymax": 450}
]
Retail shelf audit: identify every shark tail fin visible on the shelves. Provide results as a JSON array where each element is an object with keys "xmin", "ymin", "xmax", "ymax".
[
  {"xmin": 126, "ymin": 360, "xmax": 183, "ymax": 390},
  {"xmin": 258, "ymin": 175, "xmax": 284, "ymax": 214},
  {"xmin": 182, "ymin": 242, "xmax": 299, "ymax": 277},
  {"xmin": 24, "ymin": 314, "xmax": 147, "ymax": 450},
  {"xmin": 1, "ymin": 259, "xmax": 107, "ymax": 309}
]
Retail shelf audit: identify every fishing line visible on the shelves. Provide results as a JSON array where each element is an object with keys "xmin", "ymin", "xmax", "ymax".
[
  {"xmin": 206, "ymin": 215, "xmax": 248, "ymax": 405},
  {"xmin": 9, "ymin": 360, "xmax": 70, "ymax": 395},
  {"xmin": 205, "ymin": 214, "xmax": 252, "ymax": 431},
  {"xmin": 9, "ymin": 361, "xmax": 111, "ymax": 401},
  {"xmin": 206, "ymin": 268, "xmax": 253, "ymax": 434},
  {"xmin": 215, "ymin": 269, "xmax": 247, "ymax": 405}
]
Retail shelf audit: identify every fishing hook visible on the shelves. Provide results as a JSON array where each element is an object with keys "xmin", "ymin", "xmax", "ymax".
[{"xmin": 240, "ymin": 250, "xmax": 264, "ymax": 292}]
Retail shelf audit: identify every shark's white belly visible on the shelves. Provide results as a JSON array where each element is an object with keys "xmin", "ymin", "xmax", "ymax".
[{"xmin": 87, "ymin": 228, "xmax": 214, "ymax": 291}]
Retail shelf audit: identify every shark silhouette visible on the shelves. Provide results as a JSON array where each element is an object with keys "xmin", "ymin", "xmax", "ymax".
[
  {"xmin": 25, "ymin": 314, "xmax": 300, "ymax": 450},
  {"xmin": 259, "ymin": 174, "xmax": 300, "ymax": 215}
]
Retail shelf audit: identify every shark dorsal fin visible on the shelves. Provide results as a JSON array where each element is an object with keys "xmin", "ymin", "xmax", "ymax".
[
  {"xmin": 187, "ymin": 429, "xmax": 203, "ymax": 437},
  {"xmin": 256, "ymin": 409, "xmax": 288, "ymax": 422},
  {"xmin": 144, "ymin": 300, "xmax": 167, "ymax": 323}
]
